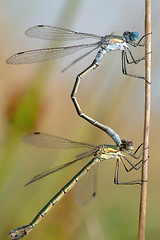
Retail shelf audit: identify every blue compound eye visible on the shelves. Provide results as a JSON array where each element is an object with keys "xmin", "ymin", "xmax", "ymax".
[{"xmin": 131, "ymin": 32, "xmax": 139, "ymax": 41}]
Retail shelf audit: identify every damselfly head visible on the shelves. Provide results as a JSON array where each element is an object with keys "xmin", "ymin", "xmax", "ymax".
[
  {"xmin": 120, "ymin": 139, "xmax": 134, "ymax": 152},
  {"xmin": 123, "ymin": 31, "xmax": 139, "ymax": 43}
]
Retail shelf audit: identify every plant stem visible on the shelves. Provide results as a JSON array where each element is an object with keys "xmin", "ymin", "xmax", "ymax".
[{"xmin": 138, "ymin": 0, "xmax": 151, "ymax": 239}]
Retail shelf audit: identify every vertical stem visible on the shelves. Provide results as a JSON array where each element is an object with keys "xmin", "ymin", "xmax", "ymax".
[{"xmin": 138, "ymin": 0, "xmax": 151, "ymax": 239}]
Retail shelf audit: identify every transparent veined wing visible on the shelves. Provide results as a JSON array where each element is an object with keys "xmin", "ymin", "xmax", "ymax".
[
  {"xmin": 24, "ymin": 147, "xmax": 97, "ymax": 187},
  {"xmin": 25, "ymin": 25, "xmax": 102, "ymax": 41},
  {"xmin": 75, "ymin": 164, "xmax": 98, "ymax": 206},
  {"xmin": 23, "ymin": 132, "xmax": 96, "ymax": 149},
  {"xmin": 6, "ymin": 43, "xmax": 99, "ymax": 64}
]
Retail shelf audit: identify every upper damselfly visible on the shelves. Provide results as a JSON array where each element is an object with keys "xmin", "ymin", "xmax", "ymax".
[
  {"xmin": 6, "ymin": 26, "xmax": 149, "ymax": 144},
  {"xmin": 6, "ymin": 25, "xmax": 147, "ymax": 81},
  {"xmin": 8, "ymin": 132, "xmax": 146, "ymax": 240}
]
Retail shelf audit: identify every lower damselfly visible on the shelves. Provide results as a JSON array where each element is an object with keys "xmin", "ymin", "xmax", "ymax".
[{"xmin": 8, "ymin": 132, "xmax": 146, "ymax": 240}]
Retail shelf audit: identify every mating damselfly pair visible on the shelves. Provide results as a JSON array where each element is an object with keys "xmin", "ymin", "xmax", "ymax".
[
  {"xmin": 7, "ymin": 26, "xmax": 148, "ymax": 240},
  {"xmin": 8, "ymin": 132, "xmax": 146, "ymax": 240}
]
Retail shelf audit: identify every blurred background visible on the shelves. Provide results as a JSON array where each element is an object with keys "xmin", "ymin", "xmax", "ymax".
[{"xmin": 0, "ymin": 0, "xmax": 159, "ymax": 239}]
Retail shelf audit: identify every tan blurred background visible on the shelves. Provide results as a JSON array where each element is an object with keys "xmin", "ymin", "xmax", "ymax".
[{"xmin": 0, "ymin": 0, "xmax": 159, "ymax": 239}]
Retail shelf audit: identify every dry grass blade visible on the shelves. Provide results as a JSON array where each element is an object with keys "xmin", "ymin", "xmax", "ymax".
[{"xmin": 138, "ymin": 0, "xmax": 151, "ymax": 239}]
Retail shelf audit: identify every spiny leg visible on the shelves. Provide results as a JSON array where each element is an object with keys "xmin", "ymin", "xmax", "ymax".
[
  {"xmin": 124, "ymin": 49, "xmax": 152, "ymax": 70},
  {"xmin": 124, "ymin": 144, "xmax": 149, "ymax": 172},
  {"xmin": 71, "ymin": 61, "xmax": 121, "ymax": 146},
  {"xmin": 125, "ymin": 48, "xmax": 146, "ymax": 64},
  {"xmin": 114, "ymin": 158, "xmax": 145, "ymax": 185},
  {"xmin": 122, "ymin": 50, "xmax": 146, "ymax": 80},
  {"xmin": 121, "ymin": 153, "xmax": 148, "ymax": 172},
  {"xmin": 122, "ymin": 154, "xmax": 148, "ymax": 171},
  {"xmin": 125, "ymin": 158, "xmax": 148, "ymax": 173}
]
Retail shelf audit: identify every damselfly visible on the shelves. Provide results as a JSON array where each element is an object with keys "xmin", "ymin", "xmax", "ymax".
[
  {"xmin": 6, "ymin": 26, "xmax": 149, "ymax": 144},
  {"xmin": 6, "ymin": 25, "xmax": 147, "ymax": 80},
  {"xmin": 8, "ymin": 132, "xmax": 146, "ymax": 240}
]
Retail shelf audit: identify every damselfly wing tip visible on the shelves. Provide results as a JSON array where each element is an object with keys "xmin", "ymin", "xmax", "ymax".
[
  {"xmin": 93, "ymin": 192, "xmax": 96, "ymax": 197},
  {"xmin": 34, "ymin": 132, "xmax": 40, "ymax": 134}
]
